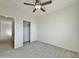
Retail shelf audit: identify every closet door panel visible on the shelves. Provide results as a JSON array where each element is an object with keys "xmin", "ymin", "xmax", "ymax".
[{"xmin": 1, "ymin": 22, "xmax": 12, "ymax": 41}]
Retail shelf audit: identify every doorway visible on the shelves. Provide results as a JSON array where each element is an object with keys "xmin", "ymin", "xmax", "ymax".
[
  {"xmin": 23, "ymin": 21, "xmax": 30, "ymax": 44},
  {"xmin": 0, "ymin": 16, "xmax": 14, "ymax": 52}
]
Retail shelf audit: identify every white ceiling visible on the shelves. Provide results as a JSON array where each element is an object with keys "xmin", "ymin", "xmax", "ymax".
[{"xmin": 0, "ymin": 0, "xmax": 79, "ymax": 16}]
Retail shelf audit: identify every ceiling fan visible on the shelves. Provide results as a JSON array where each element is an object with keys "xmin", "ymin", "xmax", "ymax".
[{"xmin": 24, "ymin": 0, "xmax": 52, "ymax": 12}]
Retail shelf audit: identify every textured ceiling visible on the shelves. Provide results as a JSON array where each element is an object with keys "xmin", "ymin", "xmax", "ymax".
[{"xmin": 0, "ymin": 0, "xmax": 79, "ymax": 16}]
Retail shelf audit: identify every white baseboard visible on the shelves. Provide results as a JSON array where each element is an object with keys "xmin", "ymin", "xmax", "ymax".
[
  {"xmin": 37, "ymin": 40, "xmax": 79, "ymax": 54},
  {"xmin": 30, "ymin": 39, "xmax": 37, "ymax": 42}
]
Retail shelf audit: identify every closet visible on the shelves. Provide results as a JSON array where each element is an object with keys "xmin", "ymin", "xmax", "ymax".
[{"xmin": 23, "ymin": 21, "xmax": 30, "ymax": 43}]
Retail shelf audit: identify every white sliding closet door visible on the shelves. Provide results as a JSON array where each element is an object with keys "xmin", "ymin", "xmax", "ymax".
[{"xmin": 0, "ymin": 17, "xmax": 12, "ymax": 41}]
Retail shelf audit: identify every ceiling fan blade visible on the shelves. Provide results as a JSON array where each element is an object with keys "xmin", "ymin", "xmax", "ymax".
[
  {"xmin": 40, "ymin": 8, "xmax": 45, "ymax": 12},
  {"xmin": 36, "ymin": 0, "xmax": 39, "ymax": 3},
  {"xmin": 41, "ymin": 0, "xmax": 52, "ymax": 6},
  {"xmin": 33, "ymin": 8, "xmax": 36, "ymax": 12},
  {"xmin": 24, "ymin": 2, "xmax": 34, "ymax": 6}
]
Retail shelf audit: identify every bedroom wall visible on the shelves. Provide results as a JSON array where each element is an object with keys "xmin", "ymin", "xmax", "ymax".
[
  {"xmin": 38, "ymin": 3, "xmax": 79, "ymax": 53},
  {"xmin": 0, "ymin": 3, "xmax": 37, "ymax": 48}
]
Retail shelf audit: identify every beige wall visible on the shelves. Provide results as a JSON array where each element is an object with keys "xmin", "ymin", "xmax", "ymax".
[
  {"xmin": 0, "ymin": 3, "xmax": 37, "ymax": 48},
  {"xmin": 38, "ymin": 3, "xmax": 79, "ymax": 53}
]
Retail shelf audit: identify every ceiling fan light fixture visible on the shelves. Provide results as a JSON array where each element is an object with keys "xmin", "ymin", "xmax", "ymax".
[{"xmin": 35, "ymin": 5, "xmax": 41, "ymax": 9}]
